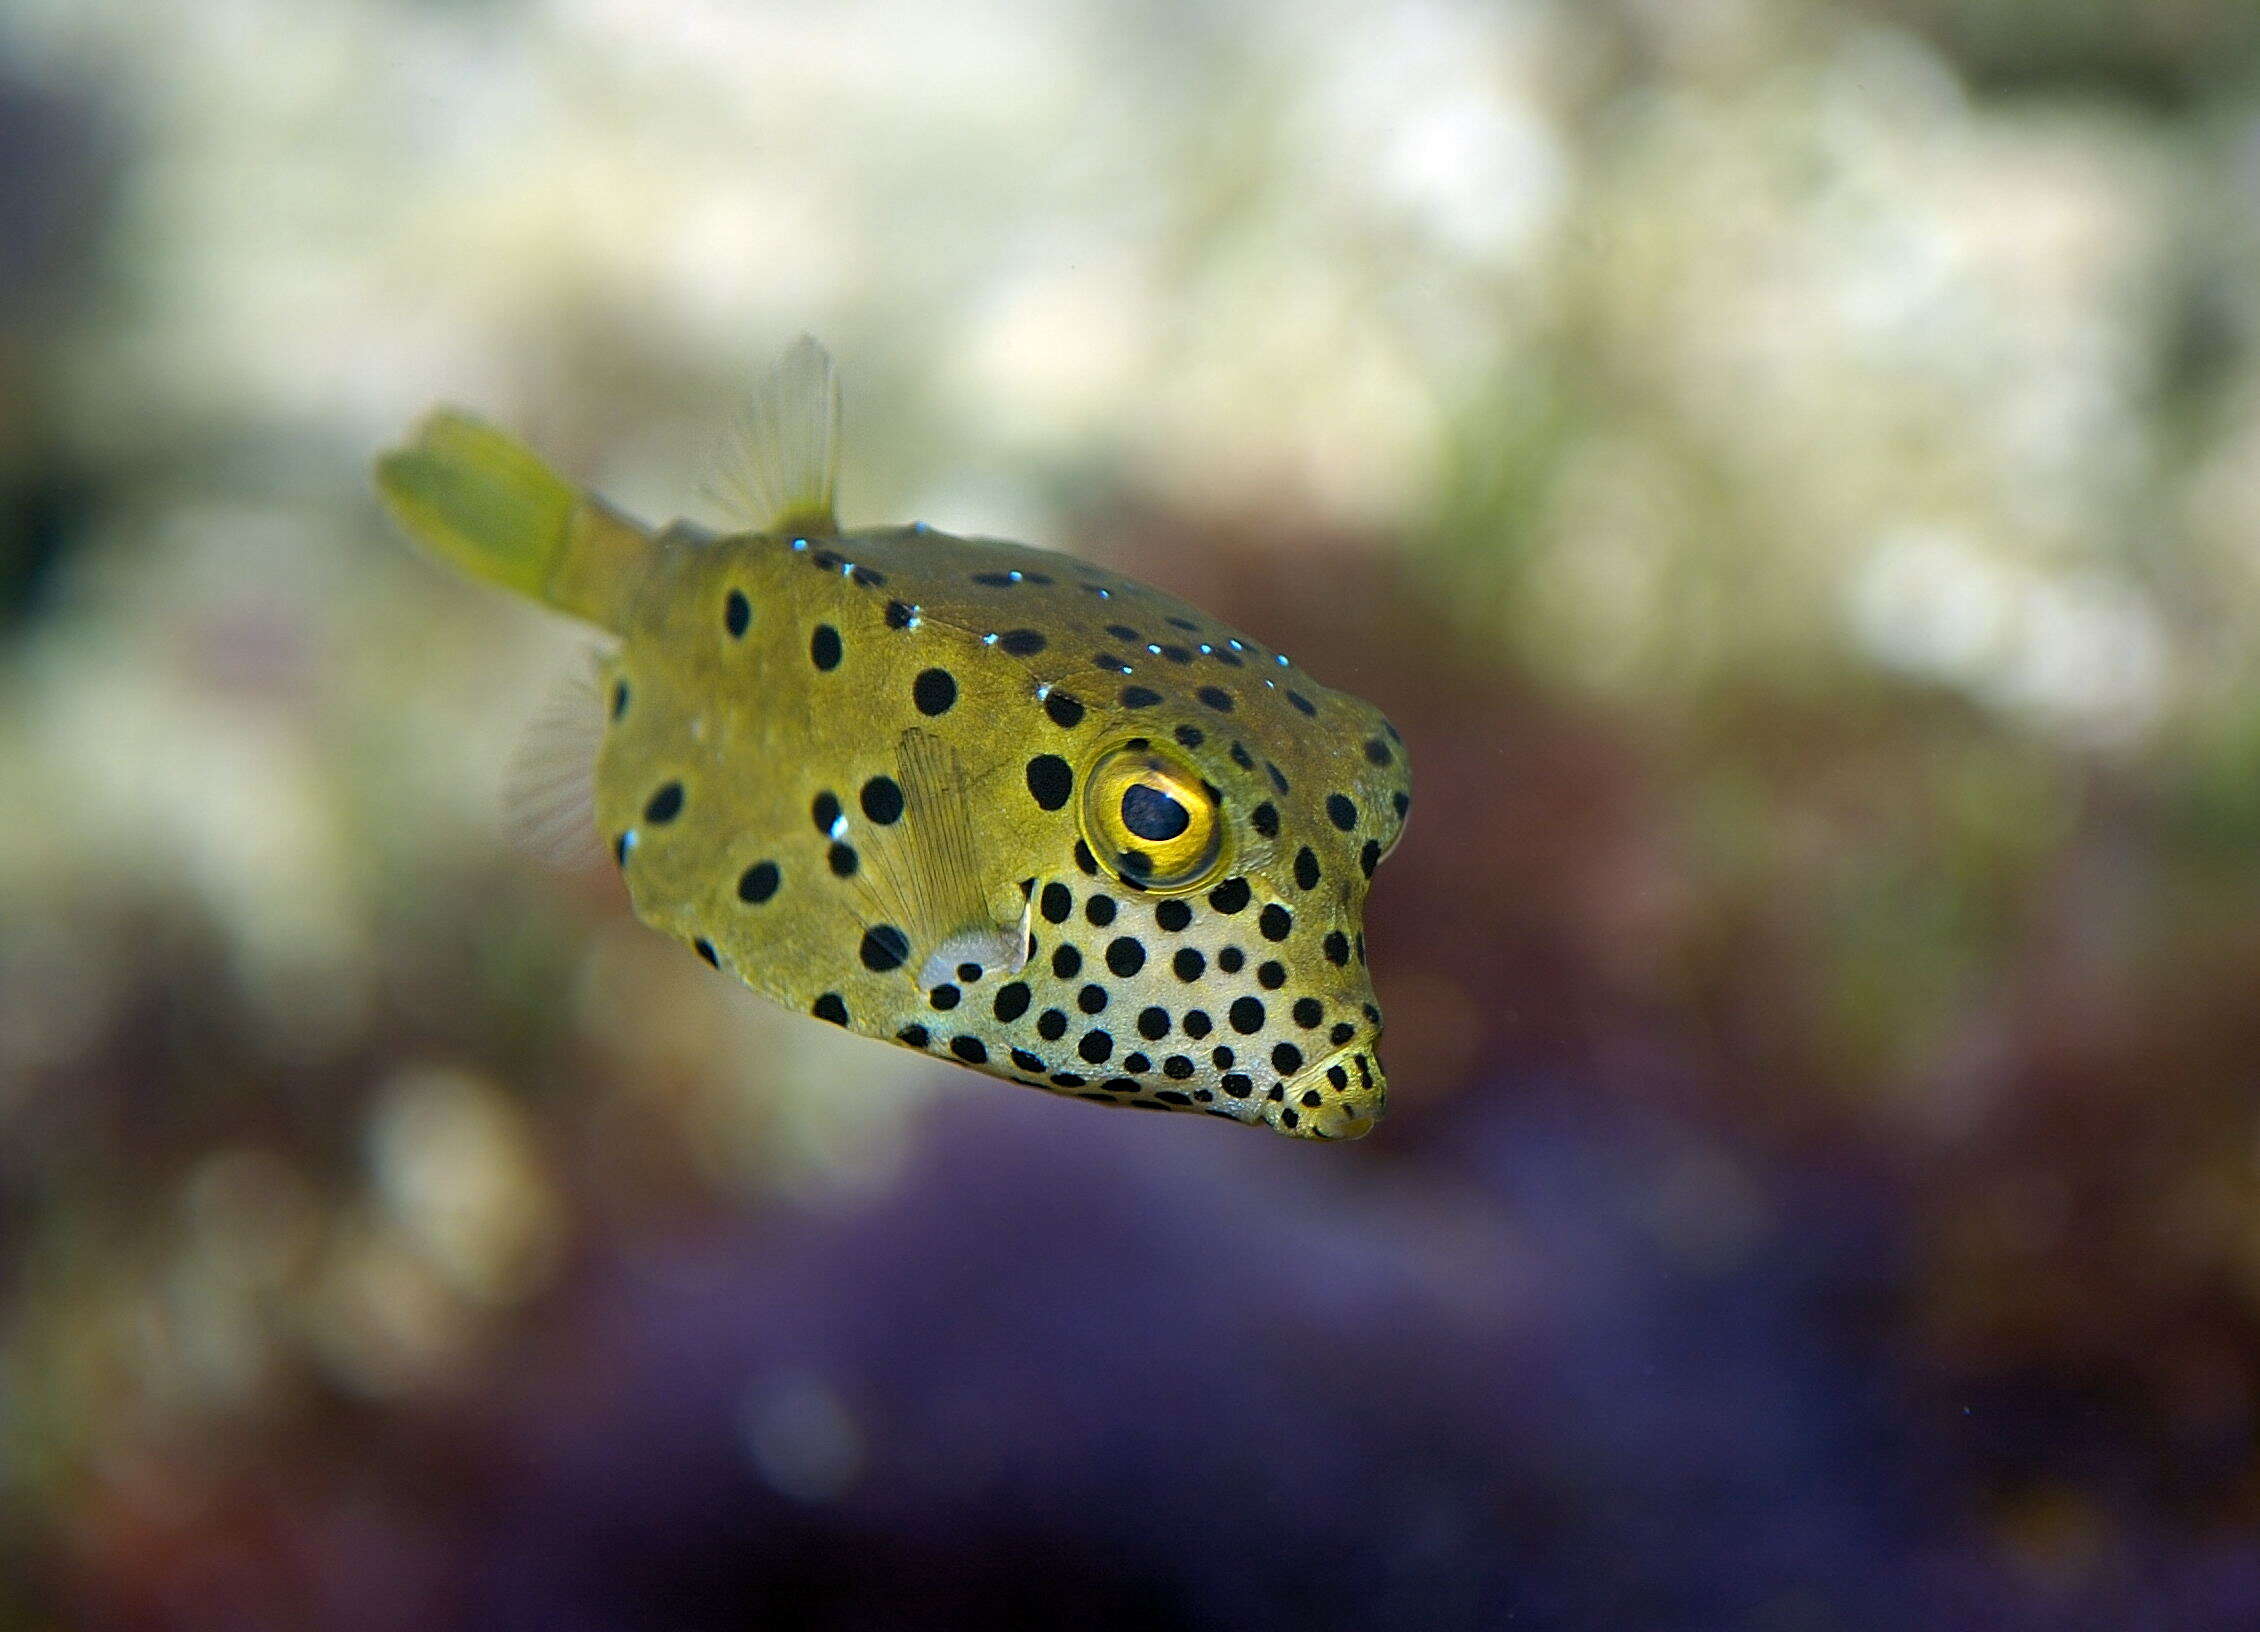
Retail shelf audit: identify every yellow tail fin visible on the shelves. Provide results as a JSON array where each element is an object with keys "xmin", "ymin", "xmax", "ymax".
[
  {"xmin": 377, "ymin": 410, "xmax": 577, "ymax": 600},
  {"xmin": 376, "ymin": 410, "xmax": 650, "ymax": 630}
]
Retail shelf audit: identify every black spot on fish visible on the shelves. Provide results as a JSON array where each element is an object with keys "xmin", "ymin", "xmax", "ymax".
[
  {"xmin": 1229, "ymin": 742, "xmax": 1255, "ymax": 772},
  {"xmin": 694, "ymin": 938, "xmax": 718, "ymax": 967},
  {"xmin": 1361, "ymin": 839, "xmax": 1381, "ymax": 877},
  {"xmin": 1105, "ymin": 937, "xmax": 1147, "ymax": 977},
  {"xmin": 1174, "ymin": 724, "xmax": 1204, "ymax": 748},
  {"xmin": 1197, "ymin": 686, "xmax": 1234, "ymax": 712},
  {"xmin": 1287, "ymin": 690, "xmax": 1316, "ymax": 716},
  {"xmin": 645, "ymin": 782, "xmax": 684, "ymax": 823},
  {"xmin": 1121, "ymin": 685, "xmax": 1161, "ymax": 708},
  {"xmin": 1259, "ymin": 903, "xmax": 1293, "ymax": 942},
  {"xmin": 913, "ymin": 667, "xmax": 957, "ymax": 715},
  {"xmin": 1078, "ymin": 1030, "xmax": 1113, "ymax": 1064},
  {"xmin": 812, "ymin": 791, "xmax": 842, "ymax": 834},
  {"xmin": 1229, "ymin": 996, "xmax": 1265, "ymax": 1033},
  {"xmin": 898, "ymin": 1024, "xmax": 930, "ymax": 1048},
  {"xmin": 828, "ymin": 842, "xmax": 859, "ymax": 877},
  {"xmin": 1293, "ymin": 848, "xmax": 1320, "ymax": 890},
  {"xmin": 885, "ymin": 599, "xmax": 915, "ymax": 629},
  {"xmin": 1208, "ymin": 878, "xmax": 1250, "ymax": 914},
  {"xmin": 738, "ymin": 861, "xmax": 780, "ymax": 903},
  {"xmin": 1323, "ymin": 930, "xmax": 1349, "ymax": 966},
  {"xmin": 952, "ymin": 1035, "xmax": 988, "ymax": 1063},
  {"xmin": 1078, "ymin": 983, "xmax": 1109, "ymax": 1014},
  {"xmin": 1037, "ymin": 1009, "xmax": 1068, "ymax": 1041},
  {"xmin": 993, "ymin": 982, "xmax": 1031, "ymax": 1022},
  {"xmin": 724, "ymin": 589, "xmax": 749, "ymax": 638},
  {"xmin": 1045, "ymin": 690, "xmax": 1086, "ymax": 729},
  {"xmin": 1364, "ymin": 737, "xmax": 1393, "ymax": 766},
  {"xmin": 811, "ymin": 624, "xmax": 843, "ymax": 670},
  {"xmin": 1328, "ymin": 793, "xmax": 1358, "ymax": 831},
  {"xmin": 1106, "ymin": 624, "xmax": 1141, "ymax": 642},
  {"xmin": 1155, "ymin": 898, "xmax": 1192, "ymax": 932},
  {"xmin": 1172, "ymin": 947, "xmax": 1206, "ymax": 981},
  {"xmin": 1025, "ymin": 754, "xmax": 1073, "ymax": 811},
  {"xmin": 861, "ymin": 776, "xmax": 904, "ymax": 824},
  {"xmin": 1272, "ymin": 1041, "xmax": 1304, "ymax": 1075},
  {"xmin": 813, "ymin": 992, "xmax": 850, "ymax": 1026},
  {"xmin": 1094, "ymin": 653, "xmax": 1132, "ymax": 674},
  {"xmin": 929, "ymin": 984, "xmax": 961, "ymax": 1011},
  {"xmin": 1040, "ymin": 882, "xmax": 1072, "ymax": 923},
  {"xmin": 611, "ymin": 679, "xmax": 630, "ymax": 719},
  {"xmin": 1250, "ymin": 802, "xmax": 1279, "ymax": 838},
  {"xmin": 1011, "ymin": 1048, "xmax": 1047, "ymax": 1074},
  {"xmin": 1052, "ymin": 944, "xmax": 1082, "ymax": 979},
  {"xmin": 1217, "ymin": 947, "xmax": 1245, "ymax": 973},
  {"xmin": 859, "ymin": 925, "xmax": 910, "ymax": 971},
  {"xmin": 1136, "ymin": 1006, "xmax": 1170, "ymax": 1041},
  {"xmin": 1085, "ymin": 894, "xmax": 1117, "ymax": 927},
  {"xmin": 998, "ymin": 629, "xmax": 1047, "ymax": 656},
  {"xmin": 1293, "ymin": 998, "xmax": 1323, "ymax": 1028},
  {"xmin": 1257, "ymin": 961, "xmax": 1286, "ymax": 990}
]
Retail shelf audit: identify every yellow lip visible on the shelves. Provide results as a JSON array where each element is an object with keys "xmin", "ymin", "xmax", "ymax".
[{"xmin": 1262, "ymin": 1042, "xmax": 1387, "ymax": 1140}]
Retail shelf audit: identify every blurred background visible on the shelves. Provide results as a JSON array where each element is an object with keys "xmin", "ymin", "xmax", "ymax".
[{"xmin": 6, "ymin": 0, "xmax": 2260, "ymax": 1626}]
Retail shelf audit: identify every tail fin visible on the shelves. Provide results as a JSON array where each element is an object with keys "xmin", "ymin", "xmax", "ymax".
[{"xmin": 376, "ymin": 410, "xmax": 649, "ymax": 630}]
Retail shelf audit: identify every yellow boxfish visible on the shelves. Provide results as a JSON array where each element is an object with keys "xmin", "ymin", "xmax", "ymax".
[{"xmin": 376, "ymin": 340, "xmax": 1409, "ymax": 1138}]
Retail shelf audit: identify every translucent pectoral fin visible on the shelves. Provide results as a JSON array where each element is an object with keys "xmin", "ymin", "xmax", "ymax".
[
  {"xmin": 916, "ymin": 909, "xmax": 1031, "ymax": 990},
  {"xmin": 852, "ymin": 728, "xmax": 1029, "ymax": 988}
]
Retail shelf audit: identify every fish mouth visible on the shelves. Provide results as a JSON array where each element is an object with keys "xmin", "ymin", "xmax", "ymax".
[{"xmin": 1262, "ymin": 1042, "xmax": 1387, "ymax": 1141}]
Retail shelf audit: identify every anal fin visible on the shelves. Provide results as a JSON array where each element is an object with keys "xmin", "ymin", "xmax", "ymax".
[{"xmin": 501, "ymin": 649, "xmax": 613, "ymax": 871}]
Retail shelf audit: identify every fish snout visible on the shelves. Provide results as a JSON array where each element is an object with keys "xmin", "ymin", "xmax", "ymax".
[{"xmin": 1263, "ymin": 1039, "xmax": 1386, "ymax": 1140}]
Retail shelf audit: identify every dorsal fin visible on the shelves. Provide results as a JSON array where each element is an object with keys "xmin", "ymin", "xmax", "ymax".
[{"xmin": 711, "ymin": 334, "xmax": 841, "ymax": 537}]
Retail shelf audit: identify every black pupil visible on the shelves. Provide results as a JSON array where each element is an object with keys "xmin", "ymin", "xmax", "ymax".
[{"xmin": 1121, "ymin": 782, "xmax": 1191, "ymax": 842}]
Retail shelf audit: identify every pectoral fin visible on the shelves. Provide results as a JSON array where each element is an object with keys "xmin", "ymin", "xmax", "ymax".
[{"xmin": 853, "ymin": 728, "xmax": 1030, "ymax": 988}]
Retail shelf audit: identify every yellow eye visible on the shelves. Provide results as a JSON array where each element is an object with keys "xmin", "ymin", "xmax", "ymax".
[{"xmin": 1079, "ymin": 742, "xmax": 1225, "ymax": 893}]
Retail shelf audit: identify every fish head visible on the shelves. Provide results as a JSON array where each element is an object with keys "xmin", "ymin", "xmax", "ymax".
[{"xmin": 1017, "ymin": 686, "xmax": 1410, "ymax": 1139}]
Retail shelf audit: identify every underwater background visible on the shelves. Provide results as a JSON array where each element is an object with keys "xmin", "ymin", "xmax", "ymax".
[{"xmin": 7, "ymin": 0, "xmax": 2260, "ymax": 1626}]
